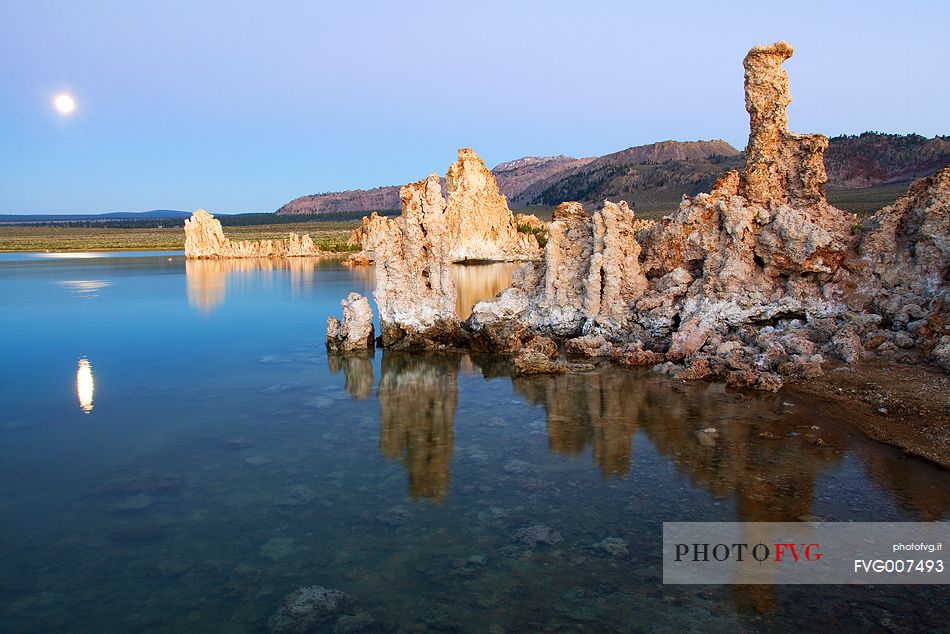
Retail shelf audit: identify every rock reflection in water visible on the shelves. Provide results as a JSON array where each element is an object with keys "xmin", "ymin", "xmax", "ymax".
[
  {"xmin": 505, "ymin": 362, "xmax": 949, "ymax": 614},
  {"xmin": 185, "ymin": 258, "xmax": 510, "ymax": 319},
  {"xmin": 377, "ymin": 352, "xmax": 459, "ymax": 502},
  {"xmin": 186, "ymin": 257, "xmax": 362, "ymax": 313},
  {"xmin": 327, "ymin": 350, "xmax": 375, "ymax": 400},
  {"xmin": 451, "ymin": 262, "xmax": 518, "ymax": 318},
  {"xmin": 330, "ymin": 353, "xmax": 950, "ymax": 524},
  {"xmin": 513, "ymin": 368, "xmax": 641, "ymax": 476},
  {"xmin": 327, "ymin": 352, "xmax": 950, "ymax": 616}
]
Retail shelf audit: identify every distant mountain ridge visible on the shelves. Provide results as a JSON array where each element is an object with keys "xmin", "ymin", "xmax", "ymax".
[
  {"xmin": 276, "ymin": 140, "xmax": 739, "ymax": 215},
  {"xmin": 0, "ymin": 209, "xmax": 192, "ymax": 222},
  {"xmin": 824, "ymin": 132, "xmax": 950, "ymax": 188},
  {"xmin": 276, "ymin": 133, "xmax": 949, "ymax": 215},
  {"xmin": 507, "ymin": 140, "xmax": 740, "ymax": 209}
]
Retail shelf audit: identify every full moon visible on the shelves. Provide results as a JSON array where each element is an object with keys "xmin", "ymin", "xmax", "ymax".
[{"xmin": 53, "ymin": 93, "xmax": 76, "ymax": 115}]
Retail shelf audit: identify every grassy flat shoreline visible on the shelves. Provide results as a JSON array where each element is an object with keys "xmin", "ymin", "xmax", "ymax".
[
  {"xmin": 0, "ymin": 221, "xmax": 359, "ymax": 253},
  {"xmin": 0, "ymin": 183, "xmax": 908, "ymax": 253}
]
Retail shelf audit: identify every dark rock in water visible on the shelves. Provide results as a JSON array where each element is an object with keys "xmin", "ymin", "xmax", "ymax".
[
  {"xmin": 591, "ymin": 537, "xmax": 629, "ymax": 557},
  {"xmin": 376, "ymin": 505, "xmax": 413, "ymax": 527},
  {"xmin": 513, "ymin": 352, "xmax": 565, "ymax": 375},
  {"xmin": 511, "ymin": 524, "xmax": 563, "ymax": 548},
  {"xmin": 95, "ymin": 473, "xmax": 182, "ymax": 496},
  {"xmin": 268, "ymin": 585, "xmax": 356, "ymax": 633},
  {"xmin": 334, "ymin": 611, "xmax": 375, "ymax": 633},
  {"xmin": 110, "ymin": 524, "xmax": 165, "ymax": 544}
]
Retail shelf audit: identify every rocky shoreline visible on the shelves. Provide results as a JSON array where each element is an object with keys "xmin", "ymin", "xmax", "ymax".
[{"xmin": 787, "ymin": 360, "xmax": 950, "ymax": 468}]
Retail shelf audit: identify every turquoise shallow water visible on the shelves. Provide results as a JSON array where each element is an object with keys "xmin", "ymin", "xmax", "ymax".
[{"xmin": 0, "ymin": 252, "xmax": 948, "ymax": 632}]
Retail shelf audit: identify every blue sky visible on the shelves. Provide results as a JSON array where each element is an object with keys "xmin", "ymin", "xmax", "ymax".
[{"xmin": 2, "ymin": 0, "xmax": 948, "ymax": 214}]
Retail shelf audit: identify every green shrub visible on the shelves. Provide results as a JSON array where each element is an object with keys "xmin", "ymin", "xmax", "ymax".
[{"xmin": 517, "ymin": 223, "xmax": 548, "ymax": 248}]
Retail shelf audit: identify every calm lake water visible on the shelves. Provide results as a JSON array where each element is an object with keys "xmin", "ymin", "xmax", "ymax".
[{"xmin": 0, "ymin": 252, "xmax": 948, "ymax": 633}]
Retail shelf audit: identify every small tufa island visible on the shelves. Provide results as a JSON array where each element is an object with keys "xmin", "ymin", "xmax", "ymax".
[
  {"xmin": 328, "ymin": 41, "xmax": 950, "ymax": 394},
  {"xmin": 184, "ymin": 209, "xmax": 330, "ymax": 258}
]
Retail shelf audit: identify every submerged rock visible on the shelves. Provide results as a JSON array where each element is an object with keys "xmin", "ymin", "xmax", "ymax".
[
  {"xmin": 514, "ymin": 351, "xmax": 566, "ymax": 376},
  {"xmin": 326, "ymin": 292, "xmax": 375, "ymax": 351},
  {"xmin": 109, "ymin": 524, "xmax": 165, "ymax": 544},
  {"xmin": 260, "ymin": 536, "xmax": 297, "ymax": 561},
  {"xmin": 591, "ymin": 537, "xmax": 629, "ymax": 557},
  {"xmin": 511, "ymin": 524, "xmax": 563, "ymax": 548},
  {"xmin": 334, "ymin": 611, "xmax": 375, "ymax": 633},
  {"xmin": 114, "ymin": 494, "xmax": 153, "ymax": 512},
  {"xmin": 376, "ymin": 504, "xmax": 413, "ymax": 527},
  {"xmin": 268, "ymin": 586, "xmax": 356, "ymax": 633},
  {"xmin": 94, "ymin": 473, "xmax": 182, "ymax": 497}
]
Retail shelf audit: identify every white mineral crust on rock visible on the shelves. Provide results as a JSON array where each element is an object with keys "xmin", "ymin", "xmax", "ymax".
[
  {"xmin": 368, "ymin": 175, "xmax": 461, "ymax": 347},
  {"xmin": 458, "ymin": 41, "xmax": 950, "ymax": 385},
  {"xmin": 326, "ymin": 292, "xmax": 375, "ymax": 351},
  {"xmin": 341, "ymin": 41, "xmax": 949, "ymax": 386}
]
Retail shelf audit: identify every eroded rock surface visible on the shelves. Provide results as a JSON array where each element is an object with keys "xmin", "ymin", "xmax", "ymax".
[
  {"xmin": 444, "ymin": 148, "xmax": 542, "ymax": 262},
  {"xmin": 336, "ymin": 41, "xmax": 948, "ymax": 391},
  {"xmin": 457, "ymin": 41, "xmax": 950, "ymax": 387},
  {"xmin": 326, "ymin": 292, "xmax": 375, "ymax": 351},
  {"xmin": 742, "ymin": 42, "xmax": 828, "ymax": 208},
  {"xmin": 268, "ymin": 586, "xmax": 357, "ymax": 633},
  {"xmin": 369, "ymin": 176, "xmax": 462, "ymax": 349},
  {"xmin": 350, "ymin": 150, "xmax": 543, "ymax": 266},
  {"xmin": 184, "ymin": 209, "xmax": 326, "ymax": 259},
  {"xmin": 466, "ymin": 199, "xmax": 654, "ymax": 342}
]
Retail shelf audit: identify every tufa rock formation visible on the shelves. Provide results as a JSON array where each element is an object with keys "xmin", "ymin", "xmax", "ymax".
[
  {"xmin": 184, "ymin": 209, "xmax": 326, "ymax": 259},
  {"xmin": 332, "ymin": 41, "xmax": 949, "ymax": 391},
  {"xmin": 741, "ymin": 42, "xmax": 828, "ymax": 208},
  {"xmin": 368, "ymin": 175, "xmax": 462, "ymax": 349},
  {"xmin": 347, "ymin": 149, "xmax": 543, "ymax": 266},
  {"xmin": 465, "ymin": 199, "xmax": 653, "ymax": 343},
  {"xmin": 444, "ymin": 148, "xmax": 542, "ymax": 262},
  {"xmin": 459, "ymin": 41, "xmax": 949, "ymax": 387},
  {"xmin": 852, "ymin": 166, "xmax": 950, "ymax": 369},
  {"xmin": 326, "ymin": 292, "xmax": 375, "ymax": 351}
]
